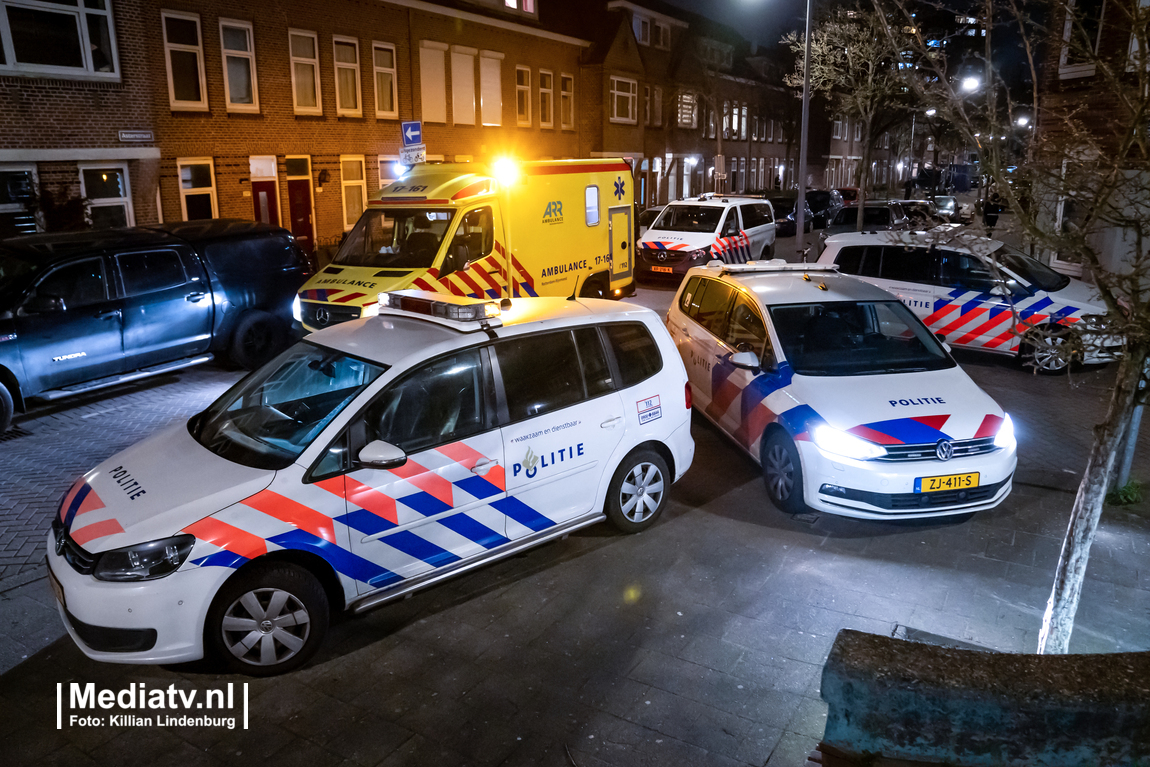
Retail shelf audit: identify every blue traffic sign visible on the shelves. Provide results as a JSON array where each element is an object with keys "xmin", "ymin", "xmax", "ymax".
[{"xmin": 401, "ymin": 121, "xmax": 422, "ymax": 147}]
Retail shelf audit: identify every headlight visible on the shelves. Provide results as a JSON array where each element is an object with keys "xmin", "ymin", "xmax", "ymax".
[
  {"xmin": 1082, "ymin": 314, "xmax": 1111, "ymax": 331},
  {"xmin": 994, "ymin": 414, "xmax": 1016, "ymax": 450},
  {"xmin": 811, "ymin": 425, "xmax": 887, "ymax": 460},
  {"xmin": 361, "ymin": 302, "xmax": 380, "ymax": 318},
  {"xmin": 292, "ymin": 295, "xmax": 302, "ymax": 322},
  {"xmin": 93, "ymin": 534, "xmax": 196, "ymax": 581},
  {"xmin": 686, "ymin": 248, "xmax": 710, "ymax": 261}
]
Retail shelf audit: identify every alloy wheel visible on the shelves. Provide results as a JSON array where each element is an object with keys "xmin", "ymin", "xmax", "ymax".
[
  {"xmin": 221, "ymin": 587, "xmax": 311, "ymax": 667},
  {"xmin": 765, "ymin": 444, "xmax": 795, "ymax": 500},
  {"xmin": 619, "ymin": 462, "xmax": 665, "ymax": 523}
]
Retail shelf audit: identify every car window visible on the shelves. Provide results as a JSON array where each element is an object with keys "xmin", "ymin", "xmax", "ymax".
[
  {"xmin": 832, "ymin": 246, "xmax": 880, "ymax": 278},
  {"xmin": 740, "ymin": 204, "xmax": 762, "ymax": 229},
  {"xmin": 652, "ymin": 205, "xmax": 723, "ymax": 233},
  {"xmin": 756, "ymin": 203, "xmax": 774, "ymax": 223},
  {"xmin": 33, "ymin": 258, "xmax": 107, "ymax": 308},
  {"xmin": 575, "ymin": 327, "xmax": 614, "ymax": 396},
  {"xmin": 721, "ymin": 208, "xmax": 741, "ymax": 237},
  {"xmin": 496, "ymin": 331, "xmax": 586, "ymax": 422},
  {"xmin": 680, "ymin": 276, "xmax": 702, "ymax": 313},
  {"xmin": 939, "ymin": 250, "xmax": 999, "ymax": 292},
  {"xmin": 364, "ymin": 348, "xmax": 486, "ymax": 454},
  {"xmin": 448, "ymin": 206, "xmax": 494, "ymax": 261},
  {"xmin": 723, "ymin": 292, "xmax": 768, "ymax": 356},
  {"xmin": 117, "ymin": 250, "xmax": 187, "ymax": 296},
  {"xmin": 863, "ymin": 208, "xmax": 891, "ymax": 226},
  {"xmin": 832, "ymin": 208, "xmax": 854, "ymax": 226},
  {"xmin": 604, "ymin": 322, "xmax": 662, "ymax": 388},
  {"xmin": 689, "ymin": 278, "xmax": 735, "ymax": 337},
  {"xmin": 204, "ymin": 234, "xmax": 300, "ymax": 274},
  {"xmin": 879, "ymin": 246, "xmax": 937, "ymax": 283}
]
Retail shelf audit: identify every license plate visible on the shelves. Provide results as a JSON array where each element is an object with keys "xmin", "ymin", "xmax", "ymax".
[
  {"xmin": 48, "ymin": 565, "xmax": 65, "ymax": 610},
  {"xmin": 651, "ymin": 266, "xmax": 673, "ymax": 274},
  {"xmin": 916, "ymin": 472, "xmax": 980, "ymax": 493}
]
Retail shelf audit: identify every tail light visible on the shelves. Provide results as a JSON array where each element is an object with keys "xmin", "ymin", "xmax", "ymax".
[{"xmin": 685, "ymin": 382, "xmax": 692, "ymax": 409}]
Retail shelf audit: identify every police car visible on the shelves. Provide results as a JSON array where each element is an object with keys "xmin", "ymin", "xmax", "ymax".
[
  {"xmin": 817, "ymin": 231, "xmax": 1121, "ymax": 373},
  {"xmin": 668, "ymin": 260, "xmax": 1017, "ymax": 519},
  {"xmin": 636, "ymin": 195, "xmax": 776, "ymax": 280},
  {"xmin": 47, "ymin": 292, "xmax": 694, "ymax": 675}
]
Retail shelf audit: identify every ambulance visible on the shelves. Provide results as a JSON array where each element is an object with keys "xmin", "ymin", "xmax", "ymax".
[{"xmin": 294, "ymin": 159, "xmax": 636, "ymax": 332}]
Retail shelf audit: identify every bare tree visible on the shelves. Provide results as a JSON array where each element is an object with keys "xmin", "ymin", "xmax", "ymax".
[{"xmin": 874, "ymin": 0, "xmax": 1150, "ymax": 653}]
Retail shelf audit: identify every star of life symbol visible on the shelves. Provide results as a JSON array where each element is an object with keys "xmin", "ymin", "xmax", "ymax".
[{"xmin": 613, "ymin": 177, "xmax": 626, "ymax": 199}]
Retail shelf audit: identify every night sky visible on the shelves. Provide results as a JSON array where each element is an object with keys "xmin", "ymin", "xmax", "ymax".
[{"xmin": 662, "ymin": 0, "xmax": 810, "ymax": 49}]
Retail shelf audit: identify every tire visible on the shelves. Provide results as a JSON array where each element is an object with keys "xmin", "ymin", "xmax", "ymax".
[
  {"xmin": 1021, "ymin": 325, "xmax": 1073, "ymax": 375},
  {"xmin": 229, "ymin": 310, "xmax": 285, "ymax": 370},
  {"xmin": 206, "ymin": 561, "xmax": 329, "ymax": 676},
  {"xmin": 761, "ymin": 243, "xmax": 774, "ymax": 260},
  {"xmin": 579, "ymin": 274, "xmax": 609, "ymax": 299},
  {"xmin": 762, "ymin": 430, "xmax": 806, "ymax": 514},
  {"xmin": 0, "ymin": 383, "xmax": 12, "ymax": 434},
  {"xmin": 605, "ymin": 449, "xmax": 670, "ymax": 533}
]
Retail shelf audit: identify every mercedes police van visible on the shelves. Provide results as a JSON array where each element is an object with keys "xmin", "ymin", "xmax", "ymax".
[
  {"xmin": 47, "ymin": 292, "xmax": 694, "ymax": 675},
  {"xmin": 668, "ymin": 260, "xmax": 1017, "ymax": 520},
  {"xmin": 635, "ymin": 195, "xmax": 776, "ymax": 281}
]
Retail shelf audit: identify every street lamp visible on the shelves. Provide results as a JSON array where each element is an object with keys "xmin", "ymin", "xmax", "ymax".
[
  {"xmin": 1016, "ymin": 116, "xmax": 1029, "ymax": 127},
  {"xmin": 794, "ymin": 0, "xmax": 814, "ymax": 251},
  {"xmin": 960, "ymin": 76, "xmax": 980, "ymax": 93},
  {"xmin": 925, "ymin": 108, "xmax": 936, "ymax": 117}
]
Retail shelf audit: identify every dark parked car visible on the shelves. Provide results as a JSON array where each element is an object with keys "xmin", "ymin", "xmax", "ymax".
[
  {"xmin": 636, "ymin": 205, "xmax": 665, "ymax": 238},
  {"xmin": 0, "ymin": 220, "xmax": 313, "ymax": 431},
  {"xmin": 805, "ymin": 189, "xmax": 844, "ymax": 229},
  {"xmin": 818, "ymin": 202, "xmax": 911, "ymax": 250},
  {"xmin": 767, "ymin": 196, "xmax": 815, "ymax": 237}
]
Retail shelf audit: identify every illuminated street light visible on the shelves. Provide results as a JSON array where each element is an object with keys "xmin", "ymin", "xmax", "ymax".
[
  {"xmin": 392, "ymin": 162, "xmax": 408, "ymax": 177},
  {"xmin": 1016, "ymin": 116, "xmax": 1030, "ymax": 127},
  {"xmin": 961, "ymin": 76, "xmax": 980, "ymax": 92},
  {"xmin": 925, "ymin": 108, "xmax": 936, "ymax": 117}
]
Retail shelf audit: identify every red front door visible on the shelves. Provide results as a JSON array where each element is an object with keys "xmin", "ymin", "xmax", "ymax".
[
  {"xmin": 251, "ymin": 180, "xmax": 280, "ymax": 227},
  {"xmin": 286, "ymin": 178, "xmax": 314, "ymax": 252}
]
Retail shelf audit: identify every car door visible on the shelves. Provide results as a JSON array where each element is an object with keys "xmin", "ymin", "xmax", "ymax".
[
  {"xmin": 115, "ymin": 248, "xmax": 213, "ymax": 371},
  {"xmin": 715, "ymin": 207, "xmax": 749, "ymax": 263},
  {"xmin": 674, "ymin": 276, "xmax": 735, "ymax": 418},
  {"xmin": 937, "ymin": 249, "xmax": 1018, "ymax": 349},
  {"xmin": 493, "ymin": 327, "xmax": 626, "ymax": 533},
  {"xmin": 716, "ymin": 290, "xmax": 784, "ymax": 451},
  {"xmin": 869, "ymin": 245, "xmax": 941, "ymax": 322},
  {"xmin": 330, "ymin": 347, "xmax": 509, "ymax": 591},
  {"xmin": 739, "ymin": 204, "xmax": 767, "ymax": 258},
  {"xmin": 15, "ymin": 257, "xmax": 124, "ymax": 392}
]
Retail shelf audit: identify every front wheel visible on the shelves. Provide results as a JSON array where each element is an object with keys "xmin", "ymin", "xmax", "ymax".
[
  {"xmin": 605, "ymin": 449, "xmax": 669, "ymax": 533},
  {"xmin": 206, "ymin": 561, "xmax": 329, "ymax": 676},
  {"xmin": 229, "ymin": 310, "xmax": 285, "ymax": 370},
  {"xmin": 762, "ymin": 431, "xmax": 805, "ymax": 514},
  {"xmin": 1022, "ymin": 326, "xmax": 1074, "ymax": 375},
  {"xmin": 761, "ymin": 243, "xmax": 774, "ymax": 260}
]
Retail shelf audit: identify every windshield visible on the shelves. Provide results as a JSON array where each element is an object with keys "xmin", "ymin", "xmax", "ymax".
[
  {"xmin": 190, "ymin": 343, "xmax": 387, "ymax": 469},
  {"xmin": 768, "ymin": 300, "xmax": 955, "ymax": 376},
  {"xmin": 769, "ymin": 199, "xmax": 795, "ymax": 216},
  {"xmin": 334, "ymin": 208, "xmax": 455, "ymax": 269},
  {"xmin": 996, "ymin": 246, "xmax": 1071, "ymax": 292},
  {"xmin": 651, "ymin": 205, "xmax": 724, "ymax": 233}
]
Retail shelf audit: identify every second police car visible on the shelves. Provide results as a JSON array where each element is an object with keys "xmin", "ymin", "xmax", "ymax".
[
  {"xmin": 668, "ymin": 260, "xmax": 1017, "ymax": 519},
  {"xmin": 47, "ymin": 292, "xmax": 694, "ymax": 675}
]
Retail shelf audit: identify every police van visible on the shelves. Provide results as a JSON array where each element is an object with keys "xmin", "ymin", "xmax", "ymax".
[
  {"xmin": 635, "ymin": 195, "xmax": 776, "ymax": 281},
  {"xmin": 667, "ymin": 259, "xmax": 1017, "ymax": 519},
  {"xmin": 47, "ymin": 293, "xmax": 694, "ymax": 675}
]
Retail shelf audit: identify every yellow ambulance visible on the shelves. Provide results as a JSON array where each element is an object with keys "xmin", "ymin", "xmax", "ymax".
[{"xmin": 294, "ymin": 158, "xmax": 636, "ymax": 332}]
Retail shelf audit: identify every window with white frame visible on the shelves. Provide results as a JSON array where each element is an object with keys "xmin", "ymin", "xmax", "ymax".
[
  {"xmin": 378, "ymin": 156, "xmax": 401, "ymax": 189},
  {"xmin": 1060, "ymin": 0, "xmax": 1106, "ymax": 77},
  {"xmin": 0, "ymin": 0, "xmax": 117, "ymax": 78},
  {"xmin": 633, "ymin": 15, "xmax": 650, "ymax": 45},
  {"xmin": 177, "ymin": 158, "xmax": 217, "ymax": 221},
  {"xmin": 882, "ymin": 132, "xmax": 889, "ymax": 149},
  {"xmin": 722, "ymin": 101, "xmax": 730, "ymax": 138},
  {"xmin": 643, "ymin": 85, "xmax": 651, "ymax": 126},
  {"xmin": 654, "ymin": 21, "xmax": 670, "ymax": 50},
  {"xmin": 79, "ymin": 163, "xmax": 134, "ymax": 229},
  {"xmin": 480, "ymin": 50, "xmax": 503, "ymax": 126},
  {"xmin": 677, "ymin": 92, "xmax": 696, "ymax": 128},
  {"xmin": 854, "ymin": 121, "xmax": 862, "ymax": 141},
  {"xmin": 560, "ymin": 73, "xmax": 574, "ymax": 129},
  {"xmin": 538, "ymin": 69, "xmax": 553, "ymax": 128},
  {"xmin": 767, "ymin": 119, "xmax": 774, "ymax": 142},
  {"xmin": 219, "ymin": 19, "xmax": 258, "ymax": 112},
  {"xmin": 333, "ymin": 36, "xmax": 361, "ymax": 116},
  {"xmin": 451, "ymin": 45, "xmax": 477, "ymax": 125},
  {"xmin": 373, "ymin": 42, "xmax": 398, "ymax": 119},
  {"xmin": 653, "ymin": 86, "xmax": 662, "ymax": 126},
  {"xmin": 420, "ymin": 40, "xmax": 447, "ymax": 123},
  {"xmin": 776, "ymin": 122, "xmax": 784, "ymax": 142},
  {"xmin": 739, "ymin": 103, "xmax": 747, "ymax": 140},
  {"xmin": 162, "ymin": 10, "xmax": 207, "ymax": 110},
  {"xmin": 504, "ymin": 0, "xmax": 536, "ymax": 13},
  {"xmin": 516, "ymin": 66, "xmax": 531, "ymax": 126},
  {"xmin": 289, "ymin": 29, "xmax": 321, "ymax": 115},
  {"xmin": 340, "ymin": 155, "xmax": 366, "ymax": 230},
  {"xmin": 610, "ymin": 76, "xmax": 637, "ymax": 124},
  {"xmin": 832, "ymin": 116, "xmax": 842, "ymax": 139},
  {"xmin": 0, "ymin": 165, "xmax": 38, "ymax": 238}
]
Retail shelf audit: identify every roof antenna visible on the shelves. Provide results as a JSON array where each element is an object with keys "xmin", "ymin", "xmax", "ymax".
[{"xmin": 567, "ymin": 275, "xmax": 581, "ymax": 301}]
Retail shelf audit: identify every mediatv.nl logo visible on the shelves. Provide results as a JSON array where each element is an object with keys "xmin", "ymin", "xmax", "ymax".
[{"xmin": 57, "ymin": 682, "xmax": 249, "ymax": 730}]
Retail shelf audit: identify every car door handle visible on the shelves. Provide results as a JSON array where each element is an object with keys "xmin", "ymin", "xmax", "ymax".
[
  {"xmin": 93, "ymin": 309, "xmax": 120, "ymax": 319},
  {"xmin": 471, "ymin": 458, "xmax": 499, "ymax": 476},
  {"xmin": 601, "ymin": 416, "xmax": 624, "ymax": 429},
  {"xmin": 185, "ymin": 292, "xmax": 206, "ymax": 302}
]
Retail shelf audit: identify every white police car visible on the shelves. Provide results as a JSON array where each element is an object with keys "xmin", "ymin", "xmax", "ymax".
[
  {"xmin": 668, "ymin": 260, "xmax": 1016, "ymax": 519},
  {"xmin": 817, "ymin": 231, "xmax": 1121, "ymax": 373},
  {"xmin": 47, "ymin": 292, "xmax": 694, "ymax": 675},
  {"xmin": 636, "ymin": 195, "xmax": 776, "ymax": 280}
]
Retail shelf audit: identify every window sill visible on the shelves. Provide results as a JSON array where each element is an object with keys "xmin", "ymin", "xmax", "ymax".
[
  {"xmin": 337, "ymin": 112, "xmax": 364, "ymax": 119},
  {"xmin": 293, "ymin": 109, "xmax": 324, "ymax": 117},
  {"xmin": 1058, "ymin": 64, "xmax": 1096, "ymax": 80},
  {"xmin": 170, "ymin": 103, "xmax": 209, "ymax": 112},
  {"xmin": 376, "ymin": 112, "xmax": 399, "ymax": 120},
  {"xmin": 226, "ymin": 105, "xmax": 261, "ymax": 114},
  {"xmin": 609, "ymin": 118, "xmax": 637, "ymax": 125}
]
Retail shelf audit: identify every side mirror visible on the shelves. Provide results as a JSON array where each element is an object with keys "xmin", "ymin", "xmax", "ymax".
[
  {"xmin": 935, "ymin": 332, "xmax": 952, "ymax": 353},
  {"xmin": 24, "ymin": 295, "xmax": 65, "ymax": 314},
  {"xmin": 730, "ymin": 350, "xmax": 761, "ymax": 371},
  {"xmin": 357, "ymin": 440, "xmax": 407, "ymax": 470},
  {"xmin": 440, "ymin": 243, "xmax": 470, "ymax": 277}
]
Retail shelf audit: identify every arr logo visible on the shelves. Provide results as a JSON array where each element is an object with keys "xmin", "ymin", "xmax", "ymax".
[{"xmin": 542, "ymin": 200, "xmax": 564, "ymax": 224}]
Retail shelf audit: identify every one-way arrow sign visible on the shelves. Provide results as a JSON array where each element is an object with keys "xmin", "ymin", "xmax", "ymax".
[{"xmin": 401, "ymin": 121, "xmax": 422, "ymax": 147}]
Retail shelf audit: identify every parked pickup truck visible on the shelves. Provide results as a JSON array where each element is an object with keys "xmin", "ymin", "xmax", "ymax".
[{"xmin": 0, "ymin": 219, "xmax": 313, "ymax": 432}]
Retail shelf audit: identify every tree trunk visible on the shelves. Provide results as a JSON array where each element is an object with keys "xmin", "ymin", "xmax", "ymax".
[
  {"xmin": 855, "ymin": 118, "xmax": 874, "ymax": 232},
  {"xmin": 1037, "ymin": 344, "xmax": 1149, "ymax": 653}
]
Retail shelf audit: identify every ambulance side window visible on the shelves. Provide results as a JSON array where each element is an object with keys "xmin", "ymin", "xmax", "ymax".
[
  {"xmin": 585, "ymin": 186, "xmax": 600, "ymax": 226},
  {"xmin": 450, "ymin": 207, "xmax": 493, "ymax": 261}
]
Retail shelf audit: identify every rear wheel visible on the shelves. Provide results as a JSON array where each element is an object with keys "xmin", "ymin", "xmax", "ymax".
[
  {"xmin": 579, "ymin": 274, "xmax": 609, "ymax": 299},
  {"xmin": 230, "ymin": 310, "xmax": 285, "ymax": 369},
  {"xmin": 207, "ymin": 561, "xmax": 329, "ymax": 676},
  {"xmin": 761, "ymin": 243, "xmax": 774, "ymax": 260},
  {"xmin": 0, "ymin": 383, "xmax": 12, "ymax": 433},
  {"xmin": 605, "ymin": 449, "xmax": 669, "ymax": 533},
  {"xmin": 762, "ymin": 431, "xmax": 805, "ymax": 513}
]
